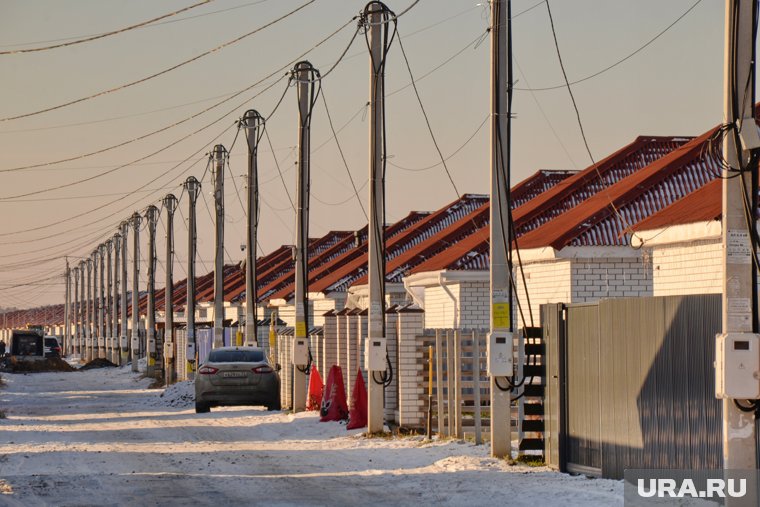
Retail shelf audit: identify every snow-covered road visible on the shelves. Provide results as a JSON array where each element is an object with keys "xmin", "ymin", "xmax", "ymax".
[{"xmin": 0, "ymin": 366, "xmax": 623, "ymax": 507}]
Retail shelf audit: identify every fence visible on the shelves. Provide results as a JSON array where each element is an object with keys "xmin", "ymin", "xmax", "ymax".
[{"xmin": 542, "ymin": 295, "xmax": 734, "ymax": 479}]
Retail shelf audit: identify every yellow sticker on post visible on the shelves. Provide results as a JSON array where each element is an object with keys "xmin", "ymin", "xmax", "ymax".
[
  {"xmin": 295, "ymin": 321, "xmax": 307, "ymax": 338},
  {"xmin": 492, "ymin": 303, "xmax": 511, "ymax": 329}
]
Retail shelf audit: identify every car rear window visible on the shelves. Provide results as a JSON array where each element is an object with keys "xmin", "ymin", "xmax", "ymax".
[
  {"xmin": 44, "ymin": 338, "xmax": 58, "ymax": 346},
  {"xmin": 207, "ymin": 349, "xmax": 265, "ymax": 363}
]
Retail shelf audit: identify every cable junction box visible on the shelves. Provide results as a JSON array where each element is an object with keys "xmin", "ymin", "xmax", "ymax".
[
  {"xmin": 365, "ymin": 337, "xmax": 387, "ymax": 371},
  {"xmin": 292, "ymin": 338, "xmax": 309, "ymax": 366},
  {"xmin": 715, "ymin": 332, "xmax": 760, "ymax": 399},
  {"xmin": 487, "ymin": 331, "xmax": 513, "ymax": 377}
]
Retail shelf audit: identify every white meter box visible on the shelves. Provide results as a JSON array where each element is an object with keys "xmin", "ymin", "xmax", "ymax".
[
  {"xmin": 365, "ymin": 337, "xmax": 387, "ymax": 371},
  {"xmin": 292, "ymin": 339, "xmax": 309, "ymax": 366},
  {"xmin": 715, "ymin": 332, "xmax": 760, "ymax": 399},
  {"xmin": 487, "ymin": 331, "xmax": 513, "ymax": 377}
]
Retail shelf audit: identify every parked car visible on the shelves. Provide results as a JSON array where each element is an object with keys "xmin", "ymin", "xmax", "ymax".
[
  {"xmin": 194, "ymin": 346, "xmax": 280, "ymax": 414},
  {"xmin": 43, "ymin": 336, "xmax": 62, "ymax": 358}
]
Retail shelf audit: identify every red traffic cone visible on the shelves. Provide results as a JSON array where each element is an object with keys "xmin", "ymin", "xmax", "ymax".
[
  {"xmin": 306, "ymin": 364, "xmax": 324, "ymax": 411},
  {"xmin": 320, "ymin": 365, "xmax": 349, "ymax": 422},
  {"xmin": 346, "ymin": 369, "xmax": 368, "ymax": 430}
]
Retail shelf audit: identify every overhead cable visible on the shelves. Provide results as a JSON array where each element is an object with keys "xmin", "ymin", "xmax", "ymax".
[{"xmin": 0, "ymin": 1, "xmax": 213, "ymax": 55}]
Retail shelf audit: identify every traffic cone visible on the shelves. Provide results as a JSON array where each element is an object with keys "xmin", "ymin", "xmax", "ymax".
[
  {"xmin": 320, "ymin": 365, "xmax": 349, "ymax": 422},
  {"xmin": 306, "ymin": 364, "xmax": 323, "ymax": 411},
  {"xmin": 346, "ymin": 369, "xmax": 368, "ymax": 430}
]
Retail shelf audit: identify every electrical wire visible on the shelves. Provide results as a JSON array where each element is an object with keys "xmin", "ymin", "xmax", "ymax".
[
  {"xmin": 320, "ymin": 87, "xmax": 367, "ymax": 219},
  {"xmin": 0, "ymin": 1, "xmax": 213, "ymax": 55},
  {"xmin": 0, "ymin": 0, "xmax": 315, "ymax": 122},
  {"xmin": 517, "ymin": 0, "xmax": 704, "ymax": 92},
  {"xmin": 263, "ymin": 127, "xmax": 295, "ymax": 212}
]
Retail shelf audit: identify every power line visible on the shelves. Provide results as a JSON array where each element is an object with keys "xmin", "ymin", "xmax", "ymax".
[
  {"xmin": 263, "ymin": 127, "xmax": 295, "ymax": 211},
  {"xmin": 0, "ymin": 185, "xmax": 178, "ymax": 203},
  {"xmin": 0, "ymin": 0, "xmax": 315, "ymax": 122},
  {"xmin": 396, "ymin": 30, "xmax": 460, "ymax": 198},
  {"xmin": 0, "ymin": 1, "xmax": 213, "ymax": 55},
  {"xmin": 517, "ymin": 0, "xmax": 704, "ymax": 92},
  {"xmin": 389, "ymin": 114, "xmax": 489, "ymax": 172},
  {"xmin": 320, "ymin": 87, "xmax": 367, "ymax": 219},
  {"xmin": 0, "ymin": 0, "xmax": 272, "ymax": 49}
]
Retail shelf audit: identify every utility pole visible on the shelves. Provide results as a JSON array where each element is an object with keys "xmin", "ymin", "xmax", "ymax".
[
  {"xmin": 292, "ymin": 61, "xmax": 319, "ymax": 413},
  {"xmin": 98, "ymin": 243, "xmax": 106, "ymax": 359},
  {"xmin": 212, "ymin": 145, "xmax": 226, "ymax": 349},
  {"xmin": 163, "ymin": 194, "xmax": 178, "ymax": 384},
  {"xmin": 105, "ymin": 240, "xmax": 113, "ymax": 362},
  {"xmin": 73, "ymin": 265, "xmax": 79, "ymax": 357},
  {"xmin": 93, "ymin": 248, "xmax": 100, "ymax": 361},
  {"xmin": 113, "ymin": 233, "xmax": 121, "ymax": 365},
  {"xmin": 185, "ymin": 176, "xmax": 201, "ymax": 380},
  {"xmin": 488, "ymin": 0, "xmax": 513, "ymax": 459},
  {"xmin": 131, "ymin": 212, "xmax": 142, "ymax": 372},
  {"xmin": 242, "ymin": 110, "xmax": 264, "ymax": 347},
  {"xmin": 365, "ymin": 1, "xmax": 393, "ymax": 434},
  {"xmin": 718, "ymin": 1, "xmax": 760, "ymax": 504},
  {"xmin": 145, "ymin": 205, "xmax": 159, "ymax": 377},
  {"xmin": 86, "ymin": 257, "xmax": 93, "ymax": 362},
  {"xmin": 64, "ymin": 260, "xmax": 71, "ymax": 357},
  {"xmin": 120, "ymin": 222, "xmax": 129, "ymax": 366},
  {"xmin": 80, "ymin": 260, "xmax": 86, "ymax": 358}
]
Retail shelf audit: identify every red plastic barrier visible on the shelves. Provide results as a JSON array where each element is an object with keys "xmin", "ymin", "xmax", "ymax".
[
  {"xmin": 319, "ymin": 365, "xmax": 348, "ymax": 422},
  {"xmin": 346, "ymin": 369, "xmax": 368, "ymax": 430},
  {"xmin": 306, "ymin": 365, "xmax": 324, "ymax": 411}
]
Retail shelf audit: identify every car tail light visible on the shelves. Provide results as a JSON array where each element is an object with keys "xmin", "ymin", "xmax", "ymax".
[
  {"xmin": 252, "ymin": 365, "xmax": 273, "ymax": 374},
  {"xmin": 198, "ymin": 366, "xmax": 218, "ymax": 375}
]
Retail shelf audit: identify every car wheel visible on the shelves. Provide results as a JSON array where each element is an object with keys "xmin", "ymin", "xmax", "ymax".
[
  {"xmin": 266, "ymin": 400, "xmax": 281, "ymax": 411},
  {"xmin": 195, "ymin": 402, "xmax": 210, "ymax": 414}
]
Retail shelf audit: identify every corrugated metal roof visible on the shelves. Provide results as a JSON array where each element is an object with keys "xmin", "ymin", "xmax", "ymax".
[{"xmin": 634, "ymin": 178, "xmax": 722, "ymax": 231}]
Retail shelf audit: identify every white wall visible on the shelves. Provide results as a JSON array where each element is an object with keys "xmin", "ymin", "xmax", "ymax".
[
  {"xmin": 515, "ymin": 260, "xmax": 572, "ymax": 329},
  {"xmin": 423, "ymin": 284, "xmax": 459, "ymax": 328},
  {"xmin": 571, "ymin": 256, "xmax": 653, "ymax": 302},
  {"xmin": 650, "ymin": 239, "xmax": 722, "ymax": 296}
]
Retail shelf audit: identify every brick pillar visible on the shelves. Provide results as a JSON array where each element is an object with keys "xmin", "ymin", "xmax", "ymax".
[
  {"xmin": 345, "ymin": 308, "xmax": 361, "ymax": 398},
  {"xmin": 396, "ymin": 304, "xmax": 425, "ymax": 428},
  {"xmin": 357, "ymin": 308, "xmax": 368, "ymax": 385},
  {"xmin": 322, "ymin": 310, "xmax": 337, "ymax": 380},
  {"xmin": 384, "ymin": 305, "xmax": 399, "ymax": 424},
  {"xmin": 336, "ymin": 308, "xmax": 350, "ymax": 392}
]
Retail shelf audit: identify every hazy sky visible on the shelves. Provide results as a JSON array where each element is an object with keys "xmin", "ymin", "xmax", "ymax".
[{"xmin": 0, "ymin": 0, "xmax": 741, "ymax": 308}]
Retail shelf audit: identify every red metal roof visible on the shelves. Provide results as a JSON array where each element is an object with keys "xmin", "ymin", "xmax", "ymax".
[{"xmin": 633, "ymin": 178, "xmax": 721, "ymax": 232}]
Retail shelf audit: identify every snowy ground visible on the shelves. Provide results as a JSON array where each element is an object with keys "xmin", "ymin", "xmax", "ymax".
[{"xmin": 0, "ymin": 367, "xmax": 623, "ymax": 507}]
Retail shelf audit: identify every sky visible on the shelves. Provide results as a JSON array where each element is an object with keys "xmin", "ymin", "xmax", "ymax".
[{"xmin": 0, "ymin": 0, "xmax": 742, "ymax": 308}]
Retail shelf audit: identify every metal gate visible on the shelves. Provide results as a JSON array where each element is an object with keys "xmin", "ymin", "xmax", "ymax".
[{"xmin": 543, "ymin": 295, "xmax": 725, "ymax": 479}]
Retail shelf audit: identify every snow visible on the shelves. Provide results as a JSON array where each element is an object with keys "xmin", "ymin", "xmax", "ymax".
[{"xmin": 0, "ymin": 366, "xmax": 623, "ymax": 506}]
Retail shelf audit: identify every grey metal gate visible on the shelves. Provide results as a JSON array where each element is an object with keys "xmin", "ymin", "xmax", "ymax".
[{"xmin": 544, "ymin": 295, "xmax": 725, "ymax": 479}]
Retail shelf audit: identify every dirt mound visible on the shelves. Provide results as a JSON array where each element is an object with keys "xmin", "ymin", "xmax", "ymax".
[
  {"xmin": 3, "ymin": 357, "xmax": 77, "ymax": 373},
  {"xmin": 79, "ymin": 358, "xmax": 117, "ymax": 371}
]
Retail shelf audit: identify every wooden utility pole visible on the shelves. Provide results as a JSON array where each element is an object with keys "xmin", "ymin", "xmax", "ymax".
[
  {"xmin": 131, "ymin": 212, "xmax": 142, "ymax": 372},
  {"xmin": 292, "ymin": 61, "xmax": 319, "ymax": 412},
  {"xmin": 719, "ymin": 1, "xmax": 759, "ymax": 504},
  {"xmin": 145, "ymin": 205, "xmax": 159, "ymax": 377},
  {"xmin": 105, "ymin": 240, "xmax": 113, "ymax": 362},
  {"xmin": 488, "ymin": 0, "xmax": 513, "ymax": 458},
  {"xmin": 212, "ymin": 145, "xmax": 226, "ymax": 349},
  {"xmin": 184, "ymin": 176, "xmax": 201, "ymax": 380},
  {"xmin": 120, "ymin": 222, "xmax": 130, "ymax": 366},
  {"xmin": 242, "ymin": 110, "xmax": 264, "ymax": 347},
  {"xmin": 113, "ymin": 233, "xmax": 121, "ymax": 365},
  {"xmin": 163, "ymin": 194, "xmax": 178, "ymax": 383},
  {"xmin": 365, "ymin": 1, "xmax": 393, "ymax": 434}
]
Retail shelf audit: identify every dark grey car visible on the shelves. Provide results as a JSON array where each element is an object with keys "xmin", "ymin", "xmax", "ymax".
[{"xmin": 194, "ymin": 346, "xmax": 280, "ymax": 413}]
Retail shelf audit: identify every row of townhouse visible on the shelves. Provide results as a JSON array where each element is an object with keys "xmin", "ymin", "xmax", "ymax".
[{"xmin": 1, "ymin": 107, "xmax": 746, "ymax": 351}]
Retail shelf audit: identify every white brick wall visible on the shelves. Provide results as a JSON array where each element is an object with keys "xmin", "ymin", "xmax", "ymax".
[
  {"xmin": 571, "ymin": 257, "xmax": 652, "ymax": 302},
  {"xmin": 459, "ymin": 281, "xmax": 489, "ymax": 329},
  {"xmin": 650, "ymin": 240, "xmax": 722, "ymax": 296},
  {"xmin": 515, "ymin": 260, "xmax": 572, "ymax": 329},
  {"xmin": 423, "ymin": 285, "xmax": 459, "ymax": 329}
]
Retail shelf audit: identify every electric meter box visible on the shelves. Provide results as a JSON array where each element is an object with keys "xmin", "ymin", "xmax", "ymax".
[
  {"xmin": 715, "ymin": 332, "xmax": 760, "ymax": 399},
  {"xmin": 292, "ymin": 339, "xmax": 309, "ymax": 366},
  {"xmin": 164, "ymin": 342, "xmax": 174, "ymax": 359},
  {"xmin": 487, "ymin": 331, "xmax": 513, "ymax": 377},
  {"xmin": 120, "ymin": 336, "xmax": 128, "ymax": 349},
  {"xmin": 365, "ymin": 337, "xmax": 387, "ymax": 371}
]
